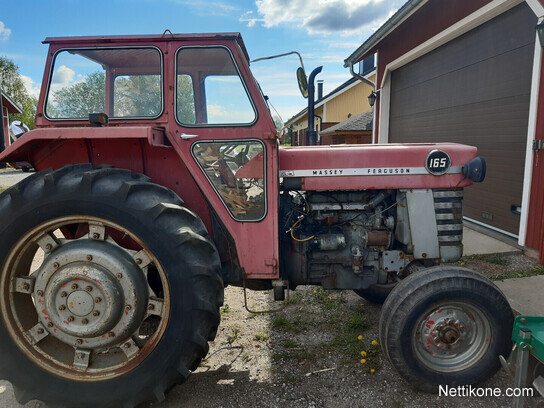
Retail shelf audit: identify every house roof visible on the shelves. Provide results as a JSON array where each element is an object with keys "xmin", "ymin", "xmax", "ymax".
[
  {"xmin": 320, "ymin": 109, "xmax": 373, "ymax": 135},
  {"xmin": 344, "ymin": 0, "xmax": 426, "ymax": 66},
  {"xmin": 1, "ymin": 92, "xmax": 22, "ymax": 114}
]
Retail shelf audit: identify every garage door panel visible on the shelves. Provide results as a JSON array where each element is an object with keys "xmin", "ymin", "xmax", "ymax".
[
  {"xmin": 391, "ymin": 46, "xmax": 533, "ymax": 117},
  {"xmin": 392, "ymin": 4, "xmax": 536, "ymax": 92},
  {"xmin": 389, "ymin": 2, "xmax": 534, "ymax": 235}
]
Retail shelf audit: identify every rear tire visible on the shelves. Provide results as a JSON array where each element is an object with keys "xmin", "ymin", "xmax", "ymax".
[
  {"xmin": 0, "ymin": 164, "xmax": 223, "ymax": 407},
  {"xmin": 379, "ymin": 266, "xmax": 513, "ymax": 392}
]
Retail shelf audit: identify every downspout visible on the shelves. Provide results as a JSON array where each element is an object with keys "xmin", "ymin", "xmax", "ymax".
[{"xmin": 348, "ymin": 61, "xmax": 375, "ymax": 89}]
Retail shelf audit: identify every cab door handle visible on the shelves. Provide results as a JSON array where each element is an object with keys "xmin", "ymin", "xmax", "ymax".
[{"xmin": 180, "ymin": 133, "xmax": 199, "ymax": 140}]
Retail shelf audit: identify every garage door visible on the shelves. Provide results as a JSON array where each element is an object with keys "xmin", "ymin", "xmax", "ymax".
[{"xmin": 389, "ymin": 3, "xmax": 535, "ymax": 235}]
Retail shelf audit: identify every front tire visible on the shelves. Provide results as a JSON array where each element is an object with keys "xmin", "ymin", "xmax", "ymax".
[
  {"xmin": 379, "ymin": 267, "xmax": 513, "ymax": 391},
  {"xmin": 0, "ymin": 164, "xmax": 223, "ymax": 407}
]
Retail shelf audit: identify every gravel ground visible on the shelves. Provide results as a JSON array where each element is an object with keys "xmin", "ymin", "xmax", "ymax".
[{"xmin": 0, "ymin": 167, "xmax": 32, "ymax": 188}]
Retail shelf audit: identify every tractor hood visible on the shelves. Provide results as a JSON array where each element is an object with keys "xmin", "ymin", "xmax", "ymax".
[{"xmin": 279, "ymin": 143, "xmax": 480, "ymax": 190}]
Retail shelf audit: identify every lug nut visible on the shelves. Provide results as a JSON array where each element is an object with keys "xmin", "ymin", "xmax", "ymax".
[
  {"xmin": 93, "ymin": 311, "xmax": 100, "ymax": 317},
  {"xmin": 76, "ymin": 339, "xmax": 83, "ymax": 345},
  {"xmin": 67, "ymin": 316, "xmax": 74, "ymax": 322},
  {"xmin": 92, "ymin": 233, "xmax": 100, "ymax": 239},
  {"xmin": 124, "ymin": 343, "xmax": 131, "ymax": 349},
  {"xmin": 59, "ymin": 305, "xmax": 66, "ymax": 311},
  {"xmin": 116, "ymin": 273, "xmax": 123, "ymax": 279},
  {"xmin": 36, "ymin": 290, "xmax": 44, "ymax": 297},
  {"xmin": 71, "ymin": 283, "xmax": 78, "ymax": 290},
  {"xmin": 60, "ymin": 291, "xmax": 67, "ymax": 298},
  {"xmin": 148, "ymin": 304, "xmax": 155, "ymax": 311},
  {"xmin": 53, "ymin": 262, "xmax": 60, "ymax": 269},
  {"xmin": 22, "ymin": 283, "xmax": 30, "ymax": 291},
  {"xmin": 81, "ymin": 318, "xmax": 88, "ymax": 325},
  {"xmin": 95, "ymin": 297, "xmax": 102, "ymax": 303},
  {"xmin": 45, "ymin": 243, "xmax": 52, "ymax": 251},
  {"xmin": 47, "ymin": 322, "xmax": 54, "ymax": 328},
  {"xmin": 37, "ymin": 328, "xmax": 44, "ymax": 334},
  {"xmin": 85, "ymin": 286, "xmax": 93, "ymax": 292},
  {"xmin": 86, "ymin": 255, "xmax": 93, "ymax": 261},
  {"xmin": 125, "ymin": 305, "xmax": 131, "ymax": 312},
  {"xmin": 135, "ymin": 258, "xmax": 142, "ymax": 265},
  {"xmin": 108, "ymin": 332, "xmax": 115, "ymax": 337}
]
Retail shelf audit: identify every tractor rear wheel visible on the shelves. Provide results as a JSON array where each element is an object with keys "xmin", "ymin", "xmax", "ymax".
[
  {"xmin": 379, "ymin": 266, "xmax": 513, "ymax": 391},
  {"xmin": 0, "ymin": 164, "xmax": 223, "ymax": 407}
]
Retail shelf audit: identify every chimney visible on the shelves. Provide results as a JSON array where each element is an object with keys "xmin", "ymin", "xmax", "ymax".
[{"xmin": 317, "ymin": 80, "xmax": 324, "ymax": 100}]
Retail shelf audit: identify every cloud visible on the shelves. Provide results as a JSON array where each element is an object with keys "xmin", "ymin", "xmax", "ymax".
[
  {"xmin": 52, "ymin": 65, "xmax": 75, "ymax": 85},
  {"xmin": 20, "ymin": 75, "xmax": 41, "ymax": 99},
  {"xmin": 240, "ymin": 11, "xmax": 265, "ymax": 27},
  {"xmin": 0, "ymin": 21, "xmax": 11, "ymax": 41},
  {"xmin": 251, "ymin": 0, "xmax": 404, "ymax": 35}
]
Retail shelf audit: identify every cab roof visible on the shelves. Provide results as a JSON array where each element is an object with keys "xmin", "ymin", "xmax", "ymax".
[{"xmin": 43, "ymin": 32, "xmax": 251, "ymax": 62}]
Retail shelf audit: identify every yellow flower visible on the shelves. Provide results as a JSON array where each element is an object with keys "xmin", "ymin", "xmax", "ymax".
[
  {"xmin": 360, "ymin": 351, "xmax": 367, "ymax": 357},
  {"xmin": 313, "ymin": 290, "xmax": 317, "ymax": 294},
  {"xmin": 357, "ymin": 335, "xmax": 363, "ymax": 341},
  {"xmin": 460, "ymin": 262, "xmax": 465, "ymax": 267},
  {"xmin": 371, "ymin": 340, "xmax": 378, "ymax": 345},
  {"xmin": 370, "ymin": 369, "xmax": 375, "ymax": 373},
  {"xmin": 328, "ymin": 295, "xmax": 332, "ymax": 300},
  {"xmin": 359, "ymin": 303, "xmax": 364, "ymax": 306},
  {"xmin": 360, "ymin": 358, "xmax": 366, "ymax": 364}
]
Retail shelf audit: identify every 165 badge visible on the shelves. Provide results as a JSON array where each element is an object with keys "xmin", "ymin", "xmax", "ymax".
[{"xmin": 425, "ymin": 150, "xmax": 451, "ymax": 175}]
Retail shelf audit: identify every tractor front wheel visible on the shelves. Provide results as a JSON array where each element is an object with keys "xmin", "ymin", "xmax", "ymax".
[
  {"xmin": 379, "ymin": 266, "xmax": 513, "ymax": 391},
  {"xmin": 0, "ymin": 165, "xmax": 223, "ymax": 407}
]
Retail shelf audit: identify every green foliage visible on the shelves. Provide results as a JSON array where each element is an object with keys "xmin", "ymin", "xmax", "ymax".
[
  {"xmin": 49, "ymin": 71, "xmax": 106, "ymax": 118},
  {"xmin": 0, "ymin": 56, "xmax": 37, "ymax": 129},
  {"xmin": 0, "ymin": 187, "xmax": 5, "ymax": 194}
]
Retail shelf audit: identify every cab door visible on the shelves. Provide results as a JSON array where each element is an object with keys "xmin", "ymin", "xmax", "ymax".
[{"xmin": 167, "ymin": 41, "xmax": 279, "ymax": 279}]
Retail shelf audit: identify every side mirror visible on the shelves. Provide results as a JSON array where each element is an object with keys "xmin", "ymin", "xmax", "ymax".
[{"xmin": 297, "ymin": 67, "xmax": 308, "ymax": 99}]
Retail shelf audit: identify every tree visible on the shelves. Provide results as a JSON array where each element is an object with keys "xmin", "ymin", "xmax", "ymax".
[
  {"xmin": 49, "ymin": 71, "xmax": 106, "ymax": 118},
  {"xmin": 0, "ymin": 56, "xmax": 37, "ymax": 129}
]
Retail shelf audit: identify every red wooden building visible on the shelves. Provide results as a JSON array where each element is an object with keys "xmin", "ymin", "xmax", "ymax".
[
  {"xmin": 1, "ymin": 91, "xmax": 22, "ymax": 152},
  {"xmin": 345, "ymin": 0, "xmax": 544, "ymax": 262}
]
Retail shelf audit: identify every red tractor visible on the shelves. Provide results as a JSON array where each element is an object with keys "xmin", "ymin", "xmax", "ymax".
[{"xmin": 0, "ymin": 32, "xmax": 512, "ymax": 407}]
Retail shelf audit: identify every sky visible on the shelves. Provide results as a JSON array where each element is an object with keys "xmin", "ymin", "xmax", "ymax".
[{"xmin": 0, "ymin": 0, "xmax": 405, "ymax": 122}]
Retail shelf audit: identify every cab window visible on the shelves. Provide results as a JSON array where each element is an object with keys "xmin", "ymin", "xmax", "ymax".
[{"xmin": 176, "ymin": 47, "xmax": 256, "ymax": 126}]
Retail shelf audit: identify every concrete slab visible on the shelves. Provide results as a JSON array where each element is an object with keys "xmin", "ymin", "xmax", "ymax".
[
  {"xmin": 462, "ymin": 225, "xmax": 521, "ymax": 256},
  {"xmin": 495, "ymin": 275, "xmax": 544, "ymax": 316}
]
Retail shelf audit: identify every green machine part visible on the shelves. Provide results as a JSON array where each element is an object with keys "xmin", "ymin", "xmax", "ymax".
[{"xmin": 512, "ymin": 316, "xmax": 544, "ymax": 363}]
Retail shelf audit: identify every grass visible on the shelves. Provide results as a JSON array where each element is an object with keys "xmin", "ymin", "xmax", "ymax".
[
  {"xmin": 282, "ymin": 339, "xmax": 299, "ymax": 348},
  {"xmin": 0, "ymin": 187, "xmax": 5, "ymax": 194},
  {"xmin": 220, "ymin": 304, "xmax": 232, "ymax": 315},
  {"xmin": 254, "ymin": 329, "xmax": 269, "ymax": 342},
  {"xmin": 491, "ymin": 265, "xmax": 544, "ymax": 281},
  {"xmin": 462, "ymin": 254, "xmax": 511, "ymax": 266}
]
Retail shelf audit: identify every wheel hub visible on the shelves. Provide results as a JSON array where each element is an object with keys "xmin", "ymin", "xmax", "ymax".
[
  {"xmin": 33, "ymin": 239, "xmax": 148, "ymax": 348},
  {"xmin": 419, "ymin": 307, "xmax": 475, "ymax": 357},
  {"xmin": 414, "ymin": 303, "xmax": 491, "ymax": 372}
]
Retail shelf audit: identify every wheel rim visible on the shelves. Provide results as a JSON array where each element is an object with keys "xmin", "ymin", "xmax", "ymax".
[
  {"xmin": 412, "ymin": 302, "xmax": 491, "ymax": 373},
  {"xmin": 1, "ymin": 216, "xmax": 170, "ymax": 380}
]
